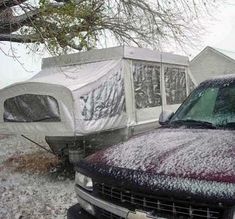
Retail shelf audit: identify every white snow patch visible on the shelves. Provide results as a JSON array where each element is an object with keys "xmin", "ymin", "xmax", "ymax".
[{"xmin": 0, "ymin": 135, "xmax": 76, "ymax": 219}]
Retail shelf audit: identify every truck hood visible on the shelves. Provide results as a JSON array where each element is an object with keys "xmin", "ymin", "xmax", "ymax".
[{"xmin": 86, "ymin": 128, "xmax": 235, "ymax": 184}]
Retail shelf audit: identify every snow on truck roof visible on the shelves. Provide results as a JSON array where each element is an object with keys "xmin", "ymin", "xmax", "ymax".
[{"xmin": 205, "ymin": 74, "xmax": 235, "ymax": 82}]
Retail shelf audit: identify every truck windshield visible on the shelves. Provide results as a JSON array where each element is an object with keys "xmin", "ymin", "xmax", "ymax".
[{"xmin": 170, "ymin": 79, "xmax": 235, "ymax": 129}]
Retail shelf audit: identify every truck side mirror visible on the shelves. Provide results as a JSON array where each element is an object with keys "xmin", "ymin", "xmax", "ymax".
[{"xmin": 159, "ymin": 111, "xmax": 174, "ymax": 125}]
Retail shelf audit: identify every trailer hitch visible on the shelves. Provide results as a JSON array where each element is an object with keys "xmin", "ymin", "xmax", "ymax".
[{"xmin": 21, "ymin": 134, "xmax": 56, "ymax": 155}]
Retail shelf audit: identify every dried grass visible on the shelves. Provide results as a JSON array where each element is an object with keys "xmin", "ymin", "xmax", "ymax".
[{"xmin": 4, "ymin": 151, "xmax": 61, "ymax": 174}]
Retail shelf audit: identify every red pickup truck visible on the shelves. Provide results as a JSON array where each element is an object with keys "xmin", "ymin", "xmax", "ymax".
[{"xmin": 68, "ymin": 76, "xmax": 235, "ymax": 219}]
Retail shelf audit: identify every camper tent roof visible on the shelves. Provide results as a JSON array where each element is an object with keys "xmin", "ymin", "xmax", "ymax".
[
  {"xmin": 42, "ymin": 46, "xmax": 188, "ymax": 69},
  {"xmin": 30, "ymin": 59, "xmax": 120, "ymax": 91},
  {"xmin": 21, "ymin": 46, "xmax": 189, "ymax": 93}
]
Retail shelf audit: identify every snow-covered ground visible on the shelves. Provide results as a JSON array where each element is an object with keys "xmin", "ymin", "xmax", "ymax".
[{"xmin": 0, "ymin": 135, "xmax": 77, "ymax": 219}]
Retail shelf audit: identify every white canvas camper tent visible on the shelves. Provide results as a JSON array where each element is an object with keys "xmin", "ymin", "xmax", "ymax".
[{"xmin": 0, "ymin": 46, "xmax": 196, "ymax": 161}]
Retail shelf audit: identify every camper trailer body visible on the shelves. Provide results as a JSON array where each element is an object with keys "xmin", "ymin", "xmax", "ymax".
[{"xmin": 0, "ymin": 46, "xmax": 195, "ymax": 162}]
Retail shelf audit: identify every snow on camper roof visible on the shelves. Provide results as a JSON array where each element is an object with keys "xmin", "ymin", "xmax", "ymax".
[
  {"xmin": 209, "ymin": 73, "xmax": 235, "ymax": 81},
  {"xmin": 41, "ymin": 46, "xmax": 189, "ymax": 69}
]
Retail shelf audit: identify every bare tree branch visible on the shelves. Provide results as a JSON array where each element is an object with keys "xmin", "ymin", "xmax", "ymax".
[
  {"xmin": 0, "ymin": 9, "xmax": 39, "ymax": 33},
  {"xmin": 0, "ymin": 0, "xmax": 27, "ymax": 11},
  {"xmin": 0, "ymin": 33, "xmax": 41, "ymax": 42},
  {"xmin": 0, "ymin": 0, "xmax": 225, "ymax": 55}
]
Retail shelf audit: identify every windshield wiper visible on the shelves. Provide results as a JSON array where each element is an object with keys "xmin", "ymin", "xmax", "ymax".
[{"xmin": 170, "ymin": 119, "xmax": 217, "ymax": 129}]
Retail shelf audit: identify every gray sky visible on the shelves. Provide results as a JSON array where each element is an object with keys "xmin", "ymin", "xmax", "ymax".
[
  {"xmin": 198, "ymin": 1, "xmax": 235, "ymax": 52},
  {"xmin": 1, "ymin": 1, "xmax": 235, "ymax": 88}
]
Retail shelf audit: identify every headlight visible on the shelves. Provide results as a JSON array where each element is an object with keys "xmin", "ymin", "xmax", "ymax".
[{"xmin": 75, "ymin": 172, "xmax": 93, "ymax": 191}]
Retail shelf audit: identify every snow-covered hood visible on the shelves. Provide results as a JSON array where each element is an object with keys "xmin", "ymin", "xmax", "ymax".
[{"xmin": 86, "ymin": 128, "xmax": 235, "ymax": 184}]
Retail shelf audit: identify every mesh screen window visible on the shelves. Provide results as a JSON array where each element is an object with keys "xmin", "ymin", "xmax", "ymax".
[
  {"xmin": 164, "ymin": 67, "xmax": 187, "ymax": 105},
  {"xmin": 80, "ymin": 70, "xmax": 125, "ymax": 121},
  {"xmin": 133, "ymin": 62, "xmax": 161, "ymax": 109},
  {"xmin": 4, "ymin": 94, "xmax": 61, "ymax": 122}
]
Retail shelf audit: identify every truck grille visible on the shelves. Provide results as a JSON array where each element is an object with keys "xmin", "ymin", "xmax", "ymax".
[{"xmin": 95, "ymin": 183, "xmax": 224, "ymax": 219}]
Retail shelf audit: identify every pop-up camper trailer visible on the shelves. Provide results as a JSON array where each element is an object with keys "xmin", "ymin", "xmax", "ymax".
[{"xmin": 0, "ymin": 46, "xmax": 196, "ymax": 162}]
